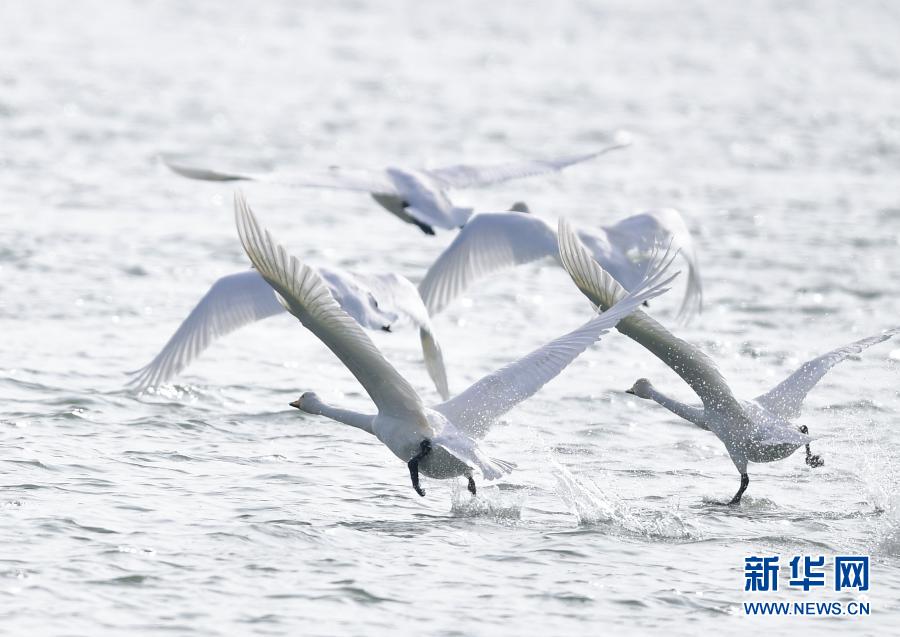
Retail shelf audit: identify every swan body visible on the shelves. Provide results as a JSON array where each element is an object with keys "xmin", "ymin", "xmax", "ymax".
[
  {"xmin": 165, "ymin": 144, "xmax": 626, "ymax": 235},
  {"xmin": 558, "ymin": 217, "xmax": 898, "ymax": 504},
  {"xmin": 129, "ymin": 266, "xmax": 450, "ymax": 399},
  {"xmin": 419, "ymin": 207, "xmax": 703, "ymax": 322},
  {"xmin": 235, "ymin": 192, "xmax": 675, "ymax": 496}
]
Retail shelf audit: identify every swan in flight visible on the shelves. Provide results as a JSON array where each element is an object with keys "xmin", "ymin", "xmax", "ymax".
[
  {"xmin": 129, "ymin": 267, "xmax": 450, "ymax": 399},
  {"xmin": 557, "ymin": 217, "xmax": 899, "ymax": 505},
  {"xmin": 419, "ymin": 207, "xmax": 703, "ymax": 322},
  {"xmin": 165, "ymin": 143, "xmax": 627, "ymax": 235},
  {"xmin": 234, "ymin": 192, "xmax": 675, "ymax": 497}
]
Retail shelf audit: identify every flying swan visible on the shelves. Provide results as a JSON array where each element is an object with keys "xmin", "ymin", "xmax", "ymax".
[
  {"xmin": 557, "ymin": 216, "xmax": 899, "ymax": 504},
  {"xmin": 165, "ymin": 143, "xmax": 626, "ymax": 235},
  {"xmin": 234, "ymin": 192, "xmax": 675, "ymax": 497},
  {"xmin": 418, "ymin": 207, "xmax": 703, "ymax": 322},
  {"xmin": 129, "ymin": 267, "xmax": 451, "ymax": 399}
]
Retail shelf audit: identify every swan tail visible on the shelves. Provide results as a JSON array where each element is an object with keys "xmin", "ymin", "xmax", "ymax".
[
  {"xmin": 476, "ymin": 452, "xmax": 517, "ymax": 481},
  {"xmin": 420, "ymin": 327, "xmax": 451, "ymax": 401}
]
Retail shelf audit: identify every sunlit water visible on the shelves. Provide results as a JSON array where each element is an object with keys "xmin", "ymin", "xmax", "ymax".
[{"xmin": 2, "ymin": 1, "xmax": 899, "ymax": 635}]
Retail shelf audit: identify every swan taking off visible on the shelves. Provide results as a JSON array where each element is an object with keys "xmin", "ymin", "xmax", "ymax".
[
  {"xmin": 234, "ymin": 192, "xmax": 675, "ymax": 497},
  {"xmin": 418, "ymin": 207, "xmax": 703, "ymax": 322},
  {"xmin": 128, "ymin": 267, "xmax": 450, "ymax": 399},
  {"xmin": 557, "ymin": 217, "xmax": 899, "ymax": 505},
  {"xmin": 165, "ymin": 143, "xmax": 626, "ymax": 235}
]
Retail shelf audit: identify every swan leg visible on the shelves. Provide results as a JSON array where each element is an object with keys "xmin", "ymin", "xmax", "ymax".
[
  {"xmin": 466, "ymin": 474, "xmax": 477, "ymax": 496},
  {"xmin": 728, "ymin": 473, "xmax": 749, "ymax": 505},
  {"xmin": 798, "ymin": 425, "xmax": 824, "ymax": 468},
  {"xmin": 407, "ymin": 440, "xmax": 432, "ymax": 497}
]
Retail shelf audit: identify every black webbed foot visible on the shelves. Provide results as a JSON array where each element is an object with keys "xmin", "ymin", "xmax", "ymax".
[
  {"xmin": 407, "ymin": 440, "xmax": 432, "ymax": 497},
  {"xmin": 799, "ymin": 425, "xmax": 825, "ymax": 468},
  {"xmin": 466, "ymin": 475, "xmax": 477, "ymax": 496},
  {"xmin": 410, "ymin": 218, "xmax": 435, "ymax": 235}
]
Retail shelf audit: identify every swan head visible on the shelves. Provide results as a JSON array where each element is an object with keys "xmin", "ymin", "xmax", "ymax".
[
  {"xmin": 625, "ymin": 378, "xmax": 654, "ymax": 399},
  {"xmin": 290, "ymin": 391, "xmax": 323, "ymax": 414},
  {"xmin": 509, "ymin": 201, "xmax": 530, "ymax": 213}
]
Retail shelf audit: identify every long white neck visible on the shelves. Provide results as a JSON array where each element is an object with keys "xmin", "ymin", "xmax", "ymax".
[
  {"xmin": 307, "ymin": 402, "xmax": 375, "ymax": 435},
  {"xmin": 646, "ymin": 386, "xmax": 705, "ymax": 426}
]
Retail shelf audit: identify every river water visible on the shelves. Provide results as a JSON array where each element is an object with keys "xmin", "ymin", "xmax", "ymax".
[{"xmin": 2, "ymin": 1, "xmax": 899, "ymax": 635}]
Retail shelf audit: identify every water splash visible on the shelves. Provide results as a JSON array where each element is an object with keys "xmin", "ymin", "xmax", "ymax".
[
  {"xmin": 552, "ymin": 460, "xmax": 696, "ymax": 540},
  {"xmin": 449, "ymin": 482, "xmax": 523, "ymax": 522}
]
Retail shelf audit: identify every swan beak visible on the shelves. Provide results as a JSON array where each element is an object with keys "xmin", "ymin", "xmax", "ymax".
[
  {"xmin": 625, "ymin": 389, "xmax": 635, "ymax": 395},
  {"xmin": 289, "ymin": 400, "xmax": 302, "ymax": 409}
]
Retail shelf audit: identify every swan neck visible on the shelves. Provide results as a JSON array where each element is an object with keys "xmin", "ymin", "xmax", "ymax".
[
  {"xmin": 314, "ymin": 402, "xmax": 375, "ymax": 434},
  {"xmin": 646, "ymin": 386, "xmax": 704, "ymax": 424}
]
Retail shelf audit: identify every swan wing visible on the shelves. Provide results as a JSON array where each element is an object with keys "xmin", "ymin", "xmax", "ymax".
[
  {"xmin": 604, "ymin": 208, "xmax": 703, "ymax": 322},
  {"xmin": 755, "ymin": 327, "xmax": 900, "ymax": 420},
  {"xmin": 128, "ymin": 270, "xmax": 286, "ymax": 389},
  {"xmin": 418, "ymin": 212, "xmax": 559, "ymax": 315},
  {"xmin": 434, "ymin": 252, "xmax": 676, "ymax": 437},
  {"xmin": 164, "ymin": 157, "xmax": 396, "ymax": 194},
  {"xmin": 234, "ymin": 193, "xmax": 433, "ymax": 435},
  {"xmin": 423, "ymin": 143, "xmax": 628, "ymax": 190},
  {"xmin": 338, "ymin": 269, "xmax": 451, "ymax": 401},
  {"xmin": 557, "ymin": 217, "xmax": 743, "ymax": 413}
]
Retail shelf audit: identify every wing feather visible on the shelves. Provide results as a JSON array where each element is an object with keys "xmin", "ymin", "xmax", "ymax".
[
  {"xmin": 418, "ymin": 212, "xmax": 559, "ymax": 315},
  {"xmin": 435, "ymin": 249, "xmax": 676, "ymax": 437},
  {"xmin": 557, "ymin": 217, "xmax": 742, "ymax": 413},
  {"xmin": 755, "ymin": 327, "xmax": 900, "ymax": 419},
  {"xmin": 604, "ymin": 208, "xmax": 703, "ymax": 322},
  {"xmin": 164, "ymin": 157, "xmax": 395, "ymax": 194},
  {"xmin": 424, "ymin": 144, "xmax": 628, "ymax": 189},
  {"xmin": 234, "ymin": 193, "xmax": 432, "ymax": 434},
  {"xmin": 128, "ymin": 271, "xmax": 285, "ymax": 389}
]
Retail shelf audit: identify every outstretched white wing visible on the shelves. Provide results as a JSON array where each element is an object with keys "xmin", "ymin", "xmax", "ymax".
[
  {"xmin": 755, "ymin": 327, "xmax": 900, "ymax": 420},
  {"xmin": 424, "ymin": 144, "xmax": 628, "ymax": 189},
  {"xmin": 235, "ymin": 192, "xmax": 434, "ymax": 436},
  {"xmin": 557, "ymin": 217, "xmax": 743, "ymax": 415},
  {"xmin": 418, "ymin": 212, "xmax": 559, "ymax": 315},
  {"xmin": 434, "ymin": 252, "xmax": 676, "ymax": 438},
  {"xmin": 164, "ymin": 156, "xmax": 395, "ymax": 194},
  {"xmin": 128, "ymin": 271, "xmax": 286, "ymax": 389},
  {"xmin": 604, "ymin": 208, "xmax": 703, "ymax": 322}
]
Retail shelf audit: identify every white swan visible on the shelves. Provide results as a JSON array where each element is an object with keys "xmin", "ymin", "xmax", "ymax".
[
  {"xmin": 129, "ymin": 267, "xmax": 450, "ymax": 399},
  {"xmin": 165, "ymin": 143, "xmax": 626, "ymax": 235},
  {"xmin": 419, "ymin": 207, "xmax": 703, "ymax": 322},
  {"xmin": 234, "ymin": 192, "xmax": 675, "ymax": 497},
  {"xmin": 557, "ymin": 217, "xmax": 899, "ymax": 504}
]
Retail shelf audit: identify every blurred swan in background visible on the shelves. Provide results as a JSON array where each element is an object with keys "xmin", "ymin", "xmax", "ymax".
[
  {"xmin": 419, "ymin": 207, "xmax": 703, "ymax": 322},
  {"xmin": 557, "ymin": 216, "xmax": 899, "ymax": 505},
  {"xmin": 129, "ymin": 267, "xmax": 450, "ymax": 399},
  {"xmin": 235, "ymin": 192, "xmax": 675, "ymax": 497},
  {"xmin": 164, "ymin": 142, "xmax": 627, "ymax": 235}
]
